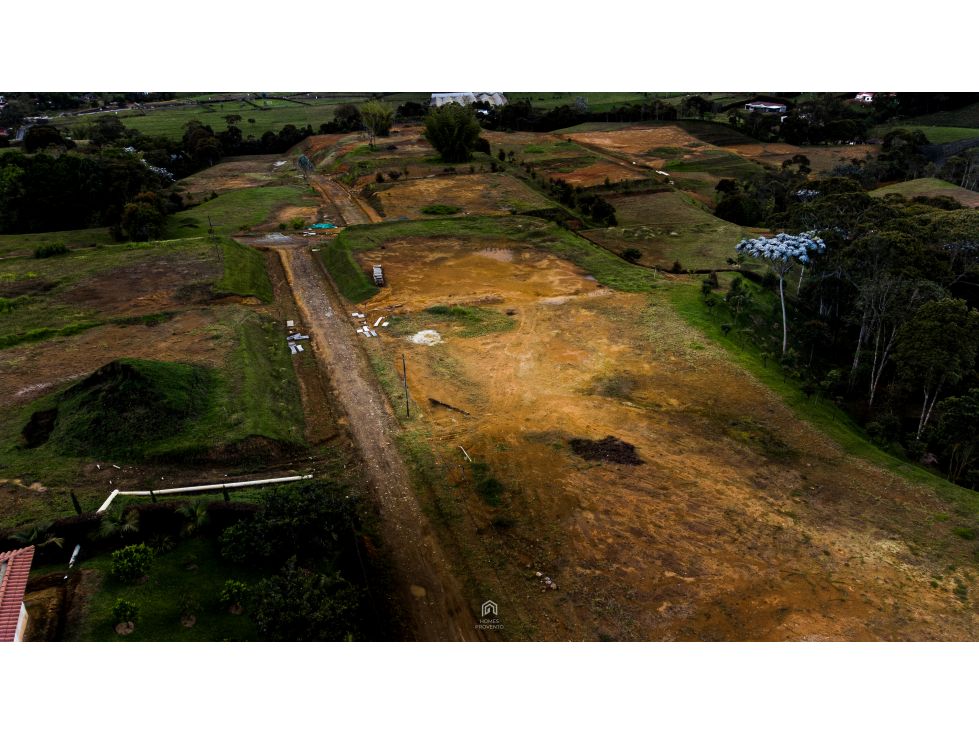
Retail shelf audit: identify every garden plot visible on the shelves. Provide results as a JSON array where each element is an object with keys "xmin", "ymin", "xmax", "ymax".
[
  {"xmin": 354, "ymin": 233, "xmax": 979, "ymax": 641},
  {"xmin": 567, "ymin": 125, "xmax": 716, "ymax": 161},
  {"xmin": 374, "ymin": 173, "xmax": 549, "ymax": 218}
]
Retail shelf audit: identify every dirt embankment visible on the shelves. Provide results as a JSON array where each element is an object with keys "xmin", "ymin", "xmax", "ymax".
[{"xmin": 271, "ymin": 243, "xmax": 482, "ymax": 641}]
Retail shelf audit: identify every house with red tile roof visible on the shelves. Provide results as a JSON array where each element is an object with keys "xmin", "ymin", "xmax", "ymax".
[{"xmin": 0, "ymin": 546, "xmax": 35, "ymax": 642}]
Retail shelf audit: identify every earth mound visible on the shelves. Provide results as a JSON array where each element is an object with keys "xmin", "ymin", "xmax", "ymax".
[
  {"xmin": 568, "ymin": 435, "xmax": 644, "ymax": 465},
  {"xmin": 21, "ymin": 358, "xmax": 209, "ymax": 458}
]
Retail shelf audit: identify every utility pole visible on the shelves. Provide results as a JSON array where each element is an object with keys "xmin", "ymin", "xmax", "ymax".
[{"xmin": 402, "ymin": 354, "xmax": 409, "ymax": 418}]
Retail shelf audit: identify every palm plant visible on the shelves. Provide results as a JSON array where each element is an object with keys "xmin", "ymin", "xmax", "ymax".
[
  {"xmin": 11, "ymin": 520, "xmax": 64, "ymax": 550},
  {"xmin": 176, "ymin": 498, "xmax": 211, "ymax": 537},
  {"xmin": 91, "ymin": 506, "xmax": 140, "ymax": 542}
]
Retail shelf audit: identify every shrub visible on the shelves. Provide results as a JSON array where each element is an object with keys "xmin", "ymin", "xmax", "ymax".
[
  {"xmin": 176, "ymin": 498, "xmax": 211, "ymax": 537},
  {"xmin": 220, "ymin": 479, "xmax": 360, "ymax": 563},
  {"xmin": 111, "ymin": 599, "xmax": 141, "ymax": 625},
  {"xmin": 111, "ymin": 543, "xmax": 154, "ymax": 583},
  {"xmin": 421, "ymin": 204, "xmax": 460, "ymax": 216},
  {"xmin": 277, "ymin": 222, "xmax": 287, "ymax": 230},
  {"xmin": 470, "ymin": 462, "xmax": 505, "ymax": 506},
  {"xmin": 623, "ymin": 248, "xmax": 642, "ymax": 263},
  {"xmin": 34, "ymin": 243, "xmax": 69, "ymax": 259},
  {"xmin": 387, "ymin": 170, "xmax": 401, "ymax": 181},
  {"xmin": 221, "ymin": 580, "xmax": 250, "ymax": 607},
  {"xmin": 761, "ymin": 271, "xmax": 779, "ymax": 289},
  {"xmin": 714, "ymin": 193, "xmax": 762, "ymax": 226},
  {"xmin": 148, "ymin": 534, "xmax": 174, "ymax": 555},
  {"xmin": 670, "ymin": 259, "xmax": 683, "ymax": 274},
  {"xmin": 250, "ymin": 556, "xmax": 361, "ymax": 641},
  {"xmin": 497, "ymin": 149, "xmax": 506, "ymax": 162},
  {"xmin": 375, "ymin": 171, "xmax": 384, "ymax": 183},
  {"xmin": 290, "ymin": 217, "xmax": 306, "ymax": 230}
]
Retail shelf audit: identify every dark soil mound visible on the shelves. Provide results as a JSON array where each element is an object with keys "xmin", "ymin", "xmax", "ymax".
[
  {"xmin": 569, "ymin": 435, "xmax": 644, "ymax": 465},
  {"xmin": 22, "ymin": 358, "xmax": 209, "ymax": 458}
]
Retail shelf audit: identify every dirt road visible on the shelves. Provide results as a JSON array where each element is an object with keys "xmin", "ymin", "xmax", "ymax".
[
  {"xmin": 310, "ymin": 174, "xmax": 382, "ymax": 226},
  {"xmin": 273, "ymin": 243, "xmax": 482, "ymax": 641}
]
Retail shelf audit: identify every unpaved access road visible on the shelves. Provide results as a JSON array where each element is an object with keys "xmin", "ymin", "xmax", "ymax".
[
  {"xmin": 310, "ymin": 174, "xmax": 382, "ymax": 226},
  {"xmin": 273, "ymin": 243, "xmax": 482, "ymax": 641}
]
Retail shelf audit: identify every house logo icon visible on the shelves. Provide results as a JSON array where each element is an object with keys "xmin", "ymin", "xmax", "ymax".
[{"xmin": 481, "ymin": 600, "xmax": 498, "ymax": 617}]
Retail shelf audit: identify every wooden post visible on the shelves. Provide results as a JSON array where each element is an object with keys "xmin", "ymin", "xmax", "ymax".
[{"xmin": 402, "ymin": 354, "xmax": 409, "ymax": 418}]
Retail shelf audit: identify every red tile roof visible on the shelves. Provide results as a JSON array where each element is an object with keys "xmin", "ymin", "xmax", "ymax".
[{"xmin": 0, "ymin": 546, "xmax": 35, "ymax": 642}]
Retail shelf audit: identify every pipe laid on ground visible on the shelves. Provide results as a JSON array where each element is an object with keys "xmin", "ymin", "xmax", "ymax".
[
  {"xmin": 97, "ymin": 489, "xmax": 119, "ymax": 513},
  {"xmin": 116, "ymin": 475, "xmax": 314, "ymax": 496}
]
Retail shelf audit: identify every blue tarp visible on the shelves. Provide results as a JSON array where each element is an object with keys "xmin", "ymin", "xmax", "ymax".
[{"xmin": 310, "ymin": 223, "xmax": 337, "ymax": 229}]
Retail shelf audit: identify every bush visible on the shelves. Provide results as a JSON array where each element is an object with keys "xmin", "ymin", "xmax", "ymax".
[
  {"xmin": 387, "ymin": 170, "xmax": 401, "ymax": 181},
  {"xmin": 220, "ymin": 479, "xmax": 360, "ymax": 563},
  {"xmin": 424, "ymin": 104, "xmax": 482, "ymax": 163},
  {"xmin": 111, "ymin": 599, "xmax": 141, "ymax": 625},
  {"xmin": 290, "ymin": 217, "xmax": 306, "ymax": 230},
  {"xmin": 110, "ymin": 543, "xmax": 154, "ymax": 583},
  {"xmin": 761, "ymin": 271, "xmax": 779, "ymax": 289},
  {"xmin": 277, "ymin": 222, "xmax": 287, "ymax": 230},
  {"xmin": 34, "ymin": 243, "xmax": 69, "ymax": 259},
  {"xmin": 220, "ymin": 580, "xmax": 250, "ymax": 607},
  {"xmin": 421, "ymin": 204, "xmax": 460, "ymax": 216},
  {"xmin": 622, "ymin": 248, "xmax": 642, "ymax": 263},
  {"xmin": 470, "ymin": 462, "xmax": 505, "ymax": 506},
  {"xmin": 250, "ymin": 556, "xmax": 361, "ymax": 641},
  {"xmin": 670, "ymin": 259, "xmax": 683, "ymax": 274},
  {"xmin": 714, "ymin": 194, "xmax": 762, "ymax": 226},
  {"xmin": 375, "ymin": 171, "xmax": 384, "ymax": 183}
]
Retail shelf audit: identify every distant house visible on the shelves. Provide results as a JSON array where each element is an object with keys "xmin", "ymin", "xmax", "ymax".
[
  {"xmin": 0, "ymin": 546, "xmax": 35, "ymax": 643},
  {"xmin": 855, "ymin": 93, "xmax": 873, "ymax": 102},
  {"xmin": 430, "ymin": 93, "xmax": 507, "ymax": 108},
  {"xmin": 744, "ymin": 102, "xmax": 787, "ymax": 114}
]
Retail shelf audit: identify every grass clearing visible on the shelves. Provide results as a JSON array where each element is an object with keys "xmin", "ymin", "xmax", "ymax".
[
  {"xmin": 870, "ymin": 178, "xmax": 979, "ymax": 208},
  {"xmin": 0, "ymin": 228, "xmax": 115, "ymax": 257},
  {"xmin": 582, "ymin": 192, "xmax": 749, "ymax": 270},
  {"xmin": 388, "ymin": 305, "xmax": 518, "ymax": 339},
  {"xmin": 215, "ymin": 238, "xmax": 273, "ymax": 302},
  {"xmin": 69, "ymin": 537, "xmax": 265, "ymax": 641},
  {"xmin": 165, "ymin": 184, "xmax": 317, "ymax": 238},
  {"xmin": 871, "ymin": 125, "xmax": 979, "ymax": 144}
]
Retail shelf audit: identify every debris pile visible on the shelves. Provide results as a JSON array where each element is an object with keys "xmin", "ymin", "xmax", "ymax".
[
  {"xmin": 534, "ymin": 571, "xmax": 558, "ymax": 591},
  {"xmin": 568, "ymin": 435, "xmax": 644, "ymax": 465},
  {"xmin": 285, "ymin": 322, "xmax": 310, "ymax": 354}
]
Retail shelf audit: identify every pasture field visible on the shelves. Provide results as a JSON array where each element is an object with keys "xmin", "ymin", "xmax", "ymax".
[
  {"xmin": 871, "ymin": 125, "xmax": 979, "ymax": 144},
  {"xmin": 166, "ymin": 183, "xmax": 323, "ymax": 238},
  {"xmin": 0, "ymin": 228, "xmax": 114, "ymax": 257},
  {"xmin": 870, "ymin": 177, "xmax": 979, "ymax": 208},
  {"xmin": 503, "ymin": 93, "xmax": 688, "ymax": 112},
  {"xmin": 900, "ymin": 102, "xmax": 979, "ymax": 129},
  {"xmin": 581, "ymin": 191, "xmax": 749, "ymax": 270}
]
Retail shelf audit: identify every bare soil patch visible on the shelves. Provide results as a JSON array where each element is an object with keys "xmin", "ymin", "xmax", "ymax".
[
  {"xmin": 358, "ymin": 236, "xmax": 979, "ymax": 641},
  {"xmin": 568, "ymin": 126, "xmax": 714, "ymax": 157},
  {"xmin": 179, "ymin": 155, "xmax": 287, "ymax": 196},
  {"xmin": 722, "ymin": 143, "xmax": 881, "ymax": 173},
  {"xmin": 552, "ymin": 159, "xmax": 647, "ymax": 186},
  {"xmin": 569, "ymin": 436, "xmax": 644, "ymax": 465}
]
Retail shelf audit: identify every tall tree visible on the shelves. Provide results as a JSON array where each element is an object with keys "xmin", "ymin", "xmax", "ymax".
[
  {"xmin": 892, "ymin": 299, "xmax": 979, "ymax": 438},
  {"xmin": 360, "ymin": 100, "xmax": 393, "ymax": 149},
  {"xmin": 936, "ymin": 389, "xmax": 979, "ymax": 484},
  {"xmin": 423, "ymin": 104, "xmax": 482, "ymax": 164}
]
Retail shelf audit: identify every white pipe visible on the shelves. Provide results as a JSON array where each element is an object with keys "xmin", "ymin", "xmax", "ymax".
[
  {"xmin": 97, "ymin": 490, "xmax": 119, "ymax": 513},
  {"xmin": 116, "ymin": 475, "xmax": 313, "ymax": 496},
  {"xmin": 459, "ymin": 447, "xmax": 472, "ymax": 462}
]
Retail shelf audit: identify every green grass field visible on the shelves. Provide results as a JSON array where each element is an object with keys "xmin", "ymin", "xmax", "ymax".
[
  {"xmin": 323, "ymin": 215, "xmax": 658, "ymax": 303},
  {"xmin": 215, "ymin": 237, "xmax": 274, "ymax": 302},
  {"xmin": 870, "ymin": 178, "xmax": 979, "ymax": 207},
  {"xmin": 504, "ymin": 93, "xmax": 694, "ymax": 113},
  {"xmin": 664, "ymin": 149, "xmax": 763, "ymax": 179},
  {"xmin": 899, "ymin": 103, "xmax": 979, "ymax": 129},
  {"xmin": 871, "ymin": 125, "xmax": 979, "ymax": 144},
  {"xmin": 582, "ymin": 191, "xmax": 749, "ymax": 270},
  {"xmin": 0, "ymin": 228, "xmax": 115, "ymax": 257},
  {"xmin": 69, "ymin": 537, "xmax": 266, "ymax": 641},
  {"xmin": 165, "ymin": 184, "xmax": 317, "ymax": 238}
]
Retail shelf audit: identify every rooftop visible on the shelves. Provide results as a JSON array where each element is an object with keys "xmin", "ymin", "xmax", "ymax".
[{"xmin": 0, "ymin": 546, "xmax": 35, "ymax": 642}]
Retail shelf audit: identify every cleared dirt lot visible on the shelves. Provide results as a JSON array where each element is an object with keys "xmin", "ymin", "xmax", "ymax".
[
  {"xmin": 352, "ymin": 237, "xmax": 979, "ymax": 640},
  {"xmin": 178, "ymin": 155, "xmax": 289, "ymax": 196},
  {"xmin": 722, "ymin": 143, "xmax": 881, "ymax": 173}
]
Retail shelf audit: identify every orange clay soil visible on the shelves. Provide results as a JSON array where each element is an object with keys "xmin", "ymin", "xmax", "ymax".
[
  {"xmin": 354, "ymin": 237, "xmax": 979, "ymax": 641},
  {"xmin": 550, "ymin": 159, "xmax": 648, "ymax": 186},
  {"xmin": 567, "ymin": 126, "xmax": 715, "ymax": 158},
  {"xmin": 373, "ymin": 173, "xmax": 549, "ymax": 219}
]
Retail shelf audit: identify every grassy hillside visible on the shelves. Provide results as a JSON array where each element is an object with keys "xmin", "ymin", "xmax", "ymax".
[
  {"xmin": 669, "ymin": 280, "xmax": 979, "ymax": 517},
  {"xmin": 0, "ymin": 228, "xmax": 114, "ymax": 257},
  {"xmin": 581, "ymin": 191, "xmax": 749, "ymax": 270},
  {"xmin": 165, "ymin": 184, "xmax": 316, "ymax": 238},
  {"xmin": 901, "ymin": 102, "xmax": 979, "ymax": 129},
  {"xmin": 871, "ymin": 125, "xmax": 979, "ymax": 144},
  {"xmin": 215, "ymin": 237, "xmax": 273, "ymax": 302},
  {"xmin": 870, "ymin": 178, "xmax": 979, "ymax": 207}
]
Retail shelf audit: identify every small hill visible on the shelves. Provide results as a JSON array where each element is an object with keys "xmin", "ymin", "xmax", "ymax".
[
  {"xmin": 870, "ymin": 178, "xmax": 979, "ymax": 208},
  {"xmin": 22, "ymin": 359, "xmax": 209, "ymax": 458}
]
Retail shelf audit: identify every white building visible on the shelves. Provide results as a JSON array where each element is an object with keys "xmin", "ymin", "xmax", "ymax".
[
  {"xmin": 430, "ymin": 93, "xmax": 507, "ymax": 108},
  {"xmin": 855, "ymin": 93, "xmax": 873, "ymax": 102},
  {"xmin": 744, "ymin": 102, "xmax": 787, "ymax": 114}
]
